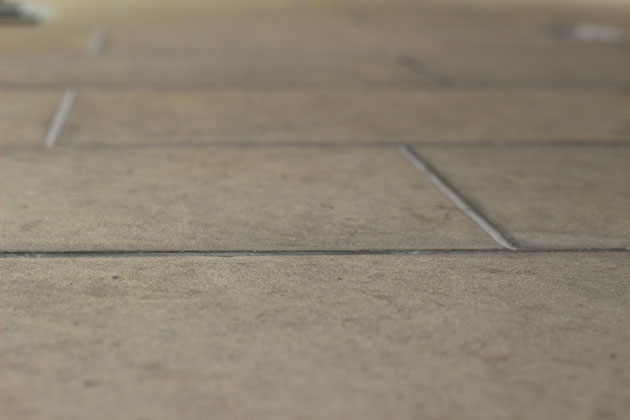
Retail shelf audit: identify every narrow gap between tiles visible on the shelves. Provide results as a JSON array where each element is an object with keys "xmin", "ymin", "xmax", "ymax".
[
  {"xmin": 396, "ymin": 53, "xmax": 454, "ymax": 87},
  {"xmin": 1, "ymin": 248, "xmax": 629, "ymax": 259},
  {"xmin": 1, "ymin": 82, "xmax": 628, "ymax": 91},
  {"xmin": 43, "ymin": 87, "xmax": 78, "ymax": 148},
  {"xmin": 85, "ymin": 25, "xmax": 109, "ymax": 57},
  {"xmin": 397, "ymin": 144, "xmax": 519, "ymax": 251},
  {"xmin": 41, "ymin": 140, "xmax": 630, "ymax": 150}
]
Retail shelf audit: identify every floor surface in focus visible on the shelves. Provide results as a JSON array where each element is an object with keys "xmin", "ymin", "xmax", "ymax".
[{"xmin": 1, "ymin": 1, "xmax": 630, "ymax": 419}]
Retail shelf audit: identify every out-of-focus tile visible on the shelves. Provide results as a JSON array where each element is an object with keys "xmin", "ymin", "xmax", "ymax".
[
  {"xmin": 0, "ymin": 27, "xmax": 91, "ymax": 52},
  {"xmin": 105, "ymin": 16, "xmax": 375, "ymax": 54},
  {"xmin": 63, "ymin": 89, "xmax": 630, "ymax": 144},
  {"xmin": 415, "ymin": 45, "xmax": 630, "ymax": 88},
  {"xmin": 0, "ymin": 90, "xmax": 61, "ymax": 146},
  {"xmin": 0, "ymin": 52, "xmax": 422, "ymax": 88},
  {"xmin": 351, "ymin": 4, "xmax": 630, "ymax": 88}
]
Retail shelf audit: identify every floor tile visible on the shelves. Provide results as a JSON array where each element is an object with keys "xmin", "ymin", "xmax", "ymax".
[
  {"xmin": 417, "ymin": 146, "xmax": 630, "ymax": 248},
  {"xmin": 352, "ymin": 5, "xmax": 630, "ymax": 88},
  {"xmin": 0, "ymin": 90, "xmax": 62, "ymax": 146},
  {"xmin": 415, "ymin": 45, "xmax": 630, "ymax": 89},
  {"xmin": 0, "ymin": 52, "xmax": 422, "ymax": 88},
  {"xmin": 2, "ymin": 253, "xmax": 629, "ymax": 420},
  {"xmin": 62, "ymin": 89, "xmax": 630, "ymax": 145},
  {"xmin": 105, "ymin": 16, "xmax": 376, "ymax": 55},
  {"xmin": 0, "ymin": 147, "xmax": 496, "ymax": 251},
  {"xmin": 3, "ymin": 1, "xmax": 630, "ymax": 420},
  {"xmin": 0, "ymin": 26, "xmax": 91, "ymax": 52},
  {"xmin": 350, "ymin": 3, "xmax": 630, "ymax": 52}
]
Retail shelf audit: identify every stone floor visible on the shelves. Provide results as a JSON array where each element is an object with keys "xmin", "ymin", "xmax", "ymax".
[{"xmin": 1, "ymin": 0, "xmax": 630, "ymax": 419}]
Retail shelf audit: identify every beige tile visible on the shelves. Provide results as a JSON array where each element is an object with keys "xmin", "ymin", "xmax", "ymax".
[
  {"xmin": 2, "ymin": 253, "xmax": 629, "ymax": 420},
  {"xmin": 351, "ymin": 3, "xmax": 630, "ymax": 88},
  {"xmin": 0, "ymin": 147, "xmax": 495, "ymax": 251},
  {"xmin": 0, "ymin": 51, "xmax": 421, "ymax": 88},
  {"xmin": 0, "ymin": 12, "xmax": 420, "ymax": 89},
  {"xmin": 105, "ymin": 16, "xmax": 376, "ymax": 55},
  {"xmin": 0, "ymin": 27, "xmax": 91, "ymax": 52},
  {"xmin": 417, "ymin": 45, "xmax": 630, "ymax": 88},
  {"xmin": 349, "ymin": 2, "xmax": 630, "ymax": 51},
  {"xmin": 0, "ymin": 90, "xmax": 62, "ymax": 146},
  {"xmin": 117, "ymin": 0, "xmax": 630, "ymax": 23},
  {"xmin": 417, "ymin": 146, "xmax": 630, "ymax": 248},
  {"xmin": 63, "ymin": 89, "xmax": 630, "ymax": 145},
  {"xmin": 13, "ymin": 0, "xmax": 129, "ymax": 27},
  {"xmin": 112, "ymin": 0, "xmax": 441, "ymax": 24}
]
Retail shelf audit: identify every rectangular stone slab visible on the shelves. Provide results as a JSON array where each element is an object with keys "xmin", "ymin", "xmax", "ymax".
[
  {"xmin": 349, "ymin": 3, "xmax": 630, "ymax": 89},
  {"xmin": 1, "ymin": 253, "xmax": 629, "ymax": 419},
  {"xmin": 0, "ymin": 51, "xmax": 423, "ymax": 88},
  {"xmin": 62, "ymin": 89, "xmax": 630, "ymax": 145},
  {"xmin": 415, "ymin": 45, "xmax": 630, "ymax": 89},
  {"xmin": 417, "ymin": 146, "xmax": 630, "ymax": 249},
  {"xmin": 0, "ymin": 147, "xmax": 496, "ymax": 251},
  {"xmin": 0, "ymin": 27, "xmax": 92, "ymax": 52},
  {"xmin": 0, "ymin": 90, "xmax": 63, "ymax": 146},
  {"xmin": 350, "ymin": 3, "xmax": 630, "ymax": 54},
  {"xmin": 104, "ymin": 17, "xmax": 378, "ymax": 55}
]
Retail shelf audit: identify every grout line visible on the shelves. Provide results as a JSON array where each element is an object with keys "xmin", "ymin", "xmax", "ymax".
[
  {"xmin": 1, "ymin": 248, "xmax": 628, "ymax": 259},
  {"xmin": 3, "ymin": 139, "xmax": 627, "ymax": 152},
  {"xmin": 0, "ymin": 82, "xmax": 628, "ymax": 91},
  {"xmin": 0, "ymin": 249, "xmax": 506, "ymax": 258},
  {"xmin": 29, "ymin": 139, "xmax": 630, "ymax": 150},
  {"xmin": 2, "ymin": 141, "xmax": 630, "ymax": 154},
  {"xmin": 43, "ymin": 87, "xmax": 78, "ymax": 148},
  {"xmin": 396, "ymin": 53, "xmax": 454, "ymax": 87},
  {"xmin": 3, "ymin": 140, "xmax": 630, "ymax": 153},
  {"xmin": 85, "ymin": 26, "xmax": 109, "ymax": 57},
  {"xmin": 398, "ymin": 145, "xmax": 519, "ymax": 251},
  {"xmin": 404, "ymin": 140, "xmax": 630, "ymax": 148},
  {"xmin": 0, "ymin": 140, "xmax": 627, "ymax": 152}
]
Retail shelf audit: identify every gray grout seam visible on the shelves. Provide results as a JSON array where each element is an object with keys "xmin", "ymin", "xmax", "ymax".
[
  {"xmin": 43, "ymin": 87, "xmax": 78, "ymax": 148},
  {"xmin": 85, "ymin": 26, "xmax": 109, "ymax": 57},
  {"xmin": 1, "ymin": 248, "xmax": 628, "ymax": 259},
  {"xmin": 4, "ymin": 139, "xmax": 629, "ymax": 151},
  {"xmin": 1, "ymin": 82, "xmax": 628, "ymax": 90},
  {"xmin": 396, "ymin": 53, "xmax": 454, "ymax": 87},
  {"xmin": 398, "ymin": 144, "xmax": 519, "ymax": 251}
]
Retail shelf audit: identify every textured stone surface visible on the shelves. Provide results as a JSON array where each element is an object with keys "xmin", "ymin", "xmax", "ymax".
[
  {"xmin": 0, "ymin": 90, "xmax": 61, "ymax": 146},
  {"xmin": 418, "ymin": 146, "xmax": 630, "ymax": 248},
  {"xmin": 105, "ymin": 16, "xmax": 376, "ymax": 54},
  {"xmin": 0, "ymin": 52, "xmax": 422, "ymax": 88},
  {"xmin": 0, "ymin": 147, "xmax": 496, "ymax": 251},
  {"xmin": 0, "ymin": 27, "xmax": 90, "ymax": 52},
  {"xmin": 414, "ymin": 46, "xmax": 630, "ymax": 88},
  {"xmin": 63, "ymin": 89, "xmax": 630, "ymax": 145},
  {"xmin": 2, "ymin": 1, "xmax": 630, "ymax": 419},
  {"xmin": 349, "ymin": 2, "xmax": 630, "ymax": 88},
  {"xmin": 1, "ymin": 253, "xmax": 629, "ymax": 420}
]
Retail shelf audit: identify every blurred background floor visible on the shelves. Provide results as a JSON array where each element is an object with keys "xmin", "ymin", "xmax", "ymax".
[{"xmin": 1, "ymin": 1, "xmax": 630, "ymax": 419}]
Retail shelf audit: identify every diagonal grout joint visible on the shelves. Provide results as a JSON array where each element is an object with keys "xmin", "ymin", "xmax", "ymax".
[
  {"xmin": 85, "ymin": 26, "xmax": 109, "ymax": 57},
  {"xmin": 43, "ymin": 87, "xmax": 78, "ymax": 148},
  {"xmin": 397, "ymin": 144, "xmax": 520, "ymax": 251}
]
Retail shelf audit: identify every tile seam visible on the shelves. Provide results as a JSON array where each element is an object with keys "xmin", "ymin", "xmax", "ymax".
[
  {"xmin": 397, "ymin": 144, "xmax": 519, "ymax": 250},
  {"xmin": 85, "ymin": 26, "xmax": 109, "ymax": 57},
  {"xmin": 43, "ymin": 87, "xmax": 78, "ymax": 148},
  {"xmin": 1, "ymin": 248, "xmax": 629, "ymax": 258},
  {"xmin": 5, "ymin": 140, "xmax": 629, "ymax": 152}
]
